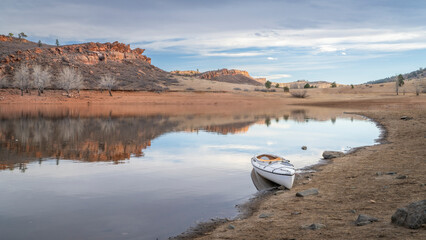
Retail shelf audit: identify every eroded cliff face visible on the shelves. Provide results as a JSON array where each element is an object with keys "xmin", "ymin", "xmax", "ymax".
[
  {"xmin": 0, "ymin": 40, "xmax": 150, "ymax": 68},
  {"xmin": 197, "ymin": 69, "xmax": 262, "ymax": 86},
  {"xmin": 0, "ymin": 36, "xmax": 174, "ymax": 90},
  {"xmin": 200, "ymin": 69, "xmax": 251, "ymax": 79}
]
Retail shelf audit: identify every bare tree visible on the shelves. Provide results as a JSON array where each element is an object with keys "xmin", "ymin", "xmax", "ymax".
[
  {"xmin": 395, "ymin": 78, "xmax": 399, "ymax": 95},
  {"xmin": 32, "ymin": 65, "xmax": 51, "ymax": 96},
  {"xmin": 0, "ymin": 73, "xmax": 8, "ymax": 88},
  {"xmin": 58, "ymin": 67, "xmax": 84, "ymax": 95},
  {"xmin": 99, "ymin": 74, "xmax": 116, "ymax": 96},
  {"xmin": 415, "ymin": 80, "xmax": 422, "ymax": 96},
  {"xmin": 13, "ymin": 64, "xmax": 30, "ymax": 96}
]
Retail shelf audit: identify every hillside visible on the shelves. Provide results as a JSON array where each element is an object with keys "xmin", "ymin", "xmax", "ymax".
[
  {"xmin": 366, "ymin": 67, "xmax": 426, "ymax": 84},
  {"xmin": 0, "ymin": 36, "xmax": 264, "ymax": 91},
  {"xmin": 276, "ymin": 80, "xmax": 343, "ymax": 89},
  {"xmin": 0, "ymin": 35, "xmax": 176, "ymax": 91},
  {"xmin": 171, "ymin": 69, "xmax": 263, "ymax": 86}
]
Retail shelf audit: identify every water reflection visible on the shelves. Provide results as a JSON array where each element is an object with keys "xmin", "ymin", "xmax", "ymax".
[
  {"xmin": 0, "ymin": 106, "xmax": 364, "ymax": 172},
  {"xmin": 250, "ymin": 169, "xmax": 279, "ymax": 191}
]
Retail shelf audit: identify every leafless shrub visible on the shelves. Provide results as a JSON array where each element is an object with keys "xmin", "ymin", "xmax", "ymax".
[
  {"xmin": 290, "ymin": 90, "xmax": 308, "ymax": 98},
  {"xmin": 415, "ymin": 80, "xmax": 422, "ymax": 96},
  {"xmin": 32, "ymin": 65, "xmax": 51, "ymax": 96},
  {"xmin": 99, "ymin": 74, "xmax": 116, "ymax": 96},
  {"xmin": 0, "ymin": 73, "xmax": 8, "ymax": 88},
  {"xmin": 13, "ymin": 64, "xmax": 30, "ymax": 96},
  {"xmin": 58, "ymin": 67, "xmax": 84, "ymax": 94},
  {"xmin": 395, "ymin": 79, "xmax": 399, "ymax": 95}
]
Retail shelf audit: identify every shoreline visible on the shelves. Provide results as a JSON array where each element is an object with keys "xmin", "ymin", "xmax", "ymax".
[
  {"xmin": 173, "ymin": 111, "xmax": 389, "ymax": 240},
  {"xmin": 189, "ymin": 100, "xmax": 425, "ymax": 240},
  {"xmin": 1, "ymin": 90, "xmax": 425, "ymax": 239}
]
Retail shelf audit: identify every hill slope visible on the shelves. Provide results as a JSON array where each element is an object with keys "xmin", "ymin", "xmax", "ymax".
[
  {"xmin": 366, "ymin": 67, "xmax": 426, "ymax": 84},
  {"xmin": 171, "ymin": 69, "xmax": 263, "ymax": 86},
  {"xmin": 0, "ymin": 35, "xmax": 175, "ymax": 90}
]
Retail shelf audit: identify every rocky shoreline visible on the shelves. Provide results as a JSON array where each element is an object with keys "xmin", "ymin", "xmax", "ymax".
[{"xmin": 178, "ymin": 99, "xmax": 426, "ymax": 240}]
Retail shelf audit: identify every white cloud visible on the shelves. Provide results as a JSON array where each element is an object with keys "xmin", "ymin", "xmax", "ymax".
[
  {"xmin": 202, "ymin": 52, "xmax": 264, "ymax": 57},
  {"xmin": 267, "ymin": 57, "xmax": 277, "ymax": 60},
  {"xmin": 254, "ymin": 74, "xmax": 292, "ymax": 80}
]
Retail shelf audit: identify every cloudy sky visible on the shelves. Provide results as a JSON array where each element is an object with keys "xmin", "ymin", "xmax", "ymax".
[{"xmin": 2, "ymin": 0, "xmax": 426, "ymax": 83}]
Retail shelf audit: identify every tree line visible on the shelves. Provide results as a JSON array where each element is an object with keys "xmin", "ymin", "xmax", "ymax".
[{"xmin": 0, "ymin": 64, "xmax": 116, "ymax": 96}]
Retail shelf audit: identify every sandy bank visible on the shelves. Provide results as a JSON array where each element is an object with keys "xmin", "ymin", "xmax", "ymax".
[{"xmin": 187, "ymin": 97, "xmax": 426, "ymax": 240}]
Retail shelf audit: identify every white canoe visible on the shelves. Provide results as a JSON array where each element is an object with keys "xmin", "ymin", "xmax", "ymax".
[{"xmin": 251, "ymin": 154, "xmax": 295, "ymax": 189}]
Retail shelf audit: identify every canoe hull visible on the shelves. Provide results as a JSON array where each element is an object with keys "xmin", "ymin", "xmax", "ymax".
[{"xmin": 251, "ymin": 155, "xmax": 295, "ymax": 189}]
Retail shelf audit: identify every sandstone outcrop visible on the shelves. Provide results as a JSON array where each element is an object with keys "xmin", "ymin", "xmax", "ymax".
[
  {"xmin": 0, "ymin": 35, "xmax": 173, "ymax": 90},
  {"xmin": 199, "ymin": 69, "xmax": 262, "ymax": 86}
]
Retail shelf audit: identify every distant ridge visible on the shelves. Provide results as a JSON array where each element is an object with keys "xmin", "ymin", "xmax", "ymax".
[
  {"xmin": 366, "ymin": 67, "xmax": 426, "ymax": 84},
  {"xmin": 171, "ymin": 68, "xmax": 263, "ymax": 86}
]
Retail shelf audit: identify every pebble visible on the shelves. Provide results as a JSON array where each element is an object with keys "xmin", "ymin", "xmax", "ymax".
[
  {"xmin": 227, "ymin": 224, "xmax": 235, "ymax": 230},
  {"xmin": 274, "ymin": 190, "xmax": 285, "ymax": 195},
  {"xmin": 291, "ymin": 212, "xmax": 301, "ymax": 215},
  {"xmin": 396, "ymin": 175, "xmax": 407, "ymax": 179},
  {"xmin": 301, "ymin": 146, "xmax": 307, "ymax": 150},
  {"xmin": 386, "ymin": 172, "xmax": 397, "ymax": 175},
  {"xmin": 259, "ymin": 213, "xmax": 272, "ymax": 218},
  {"xmin": 301, "ymin": 223, "xmax": 326, "ymax": 230},
  {"xmin": 355, "ymin": 214, "xmax": 379, "ymax": 226},
  {"xmin": 296, "ymin": 188, "xmax": 319, "ymax": 197}
]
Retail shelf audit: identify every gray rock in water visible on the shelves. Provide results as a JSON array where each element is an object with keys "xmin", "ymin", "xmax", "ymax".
[
  {"xmin": 322, "ymin": 151, "xmax": 344, "ymax": 159},
  {"xmin": 301, "ymin": 223, "xmax": 326, "ymax": 230},
  {"xmin": 296, "ymin": 188, "xmax": 319, "ymax": 197},
  {"xmin": 301, "ymin": 146, "xmax": 307, "ymax": 150},
  {"xmin": 355, "ymin": 214, "xmax": 378, "ymax": 226},
  {"xmin": 391, "ymin": 200, "xmax": 426, "ymax": 229}
]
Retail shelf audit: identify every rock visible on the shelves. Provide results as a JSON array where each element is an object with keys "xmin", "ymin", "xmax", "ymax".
[
  {"xmin": 400, "ymin": 116, "xmax": 412, "ymax": 120},
  {"xmin": 350, "ymin": 209, "xmax": 357, "ymax": 214},
  {"xmin": 291, "ymin": 212, "xmax": 301, "ymax": 215},
  {"xmin": 259, "ymin": 213, "xmax": 272, "ymax": 218},
  {"xmin": 301, "ymin": 223, "xmax": 325, "ymax": 230},
  {"xmin": 396, "ymin": 175, "xmax": 407, "ymax": 179},
  {"xmin": 227, "ymin": 224, "xmax": 235, "ymax": 230},
  {"xmin": 386, "ymin": 172, "xmax": 397, "ymax": 175},
  {"xmin": 301, "ymin": 146, "xmax": 307, "ymax": 150},
  {"xmin": 274, "ymin": 190, "xmax": 285, "ymax": 195},
  {"xmin": 296, "ymin": 188, "xmax": 319, "ymax": 197},
  {"xmin": 322, "ymin": 151, "xmax": 344, "ymax": 159},
  {"xmin": 391, "ymin": 200, "xmax": 426, "ymax": 229},
  {"xmin": 355, "ymin": 214, "xmax": 378, "ymax": 226}
]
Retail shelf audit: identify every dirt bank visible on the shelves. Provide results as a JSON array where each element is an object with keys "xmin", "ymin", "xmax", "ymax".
[{"xmin": 189, "ymin": 97, "xmax": 426, "ymax": 239}]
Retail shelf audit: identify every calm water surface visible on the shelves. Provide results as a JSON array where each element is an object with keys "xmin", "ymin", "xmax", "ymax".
[{"xmin": 0, "ymin": 107, "xmax": 380, "ymax": 240}]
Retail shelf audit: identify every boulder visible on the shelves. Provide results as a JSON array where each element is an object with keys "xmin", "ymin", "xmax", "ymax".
[
  {"xmin": 391, "ymin": 200, "xmax": 426, "ymax": 229},
  {"xmin": 322, "ymin": 151, "xmax": 344, "ymax": 159}
]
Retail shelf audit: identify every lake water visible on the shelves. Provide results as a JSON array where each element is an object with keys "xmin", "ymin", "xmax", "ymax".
[{"xmin": 0, "ymin": 106, "xmax": 381, "ymax": 240}]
